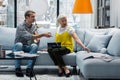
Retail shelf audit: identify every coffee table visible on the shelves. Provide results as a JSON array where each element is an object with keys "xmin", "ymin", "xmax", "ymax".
[{"xmin": 0, "ymin": 53, "xmax": 38, "ymax": 80}]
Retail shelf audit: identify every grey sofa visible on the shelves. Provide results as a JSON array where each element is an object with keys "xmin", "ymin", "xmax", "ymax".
[
  {"xmin": 0, "ymin": 27, "xmax": 76, "ymax": 72},
  {"xmin": 0, "ymin": 27, "xmax": 120, "ymax": 79},
  {"xmin": 76, "ymin": 28, "xmax": 120, "ymax": 79}
]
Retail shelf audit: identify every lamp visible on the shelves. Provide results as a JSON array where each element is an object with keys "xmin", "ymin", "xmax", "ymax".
[
  {"xmin": 72, "ymin": 0, "xmax": 93, "ymax": 52},
  {"xmin": 72, "ymin": 0, "xmax": 93, "ymax": 28},
  {"xmin": 72, "ymin": 0, "xmax": 93, "ymax": 14}
]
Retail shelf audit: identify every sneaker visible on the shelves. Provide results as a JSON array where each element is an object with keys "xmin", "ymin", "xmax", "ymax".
[
  {"xmin": 15, "ymin": 68, "xmax": 24, "ymax": 77},
  {"xmin": 26, "ymin": 68, "xmax": 35, "ymax": 77}
]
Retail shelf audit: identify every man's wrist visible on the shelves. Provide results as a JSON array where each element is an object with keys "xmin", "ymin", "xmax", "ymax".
[{"xmin": 38, "ymin": 34, "xmax": 44, "ymax": 38}]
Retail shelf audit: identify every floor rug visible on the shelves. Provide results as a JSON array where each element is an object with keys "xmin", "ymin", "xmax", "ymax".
[{"xmin": 0, "ymin": 74, "xmax": 81, "ymax": 80}]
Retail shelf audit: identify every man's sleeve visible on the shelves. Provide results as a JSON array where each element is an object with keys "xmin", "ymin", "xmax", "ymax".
[{"xmin": 17, "ymin": 26, "xmax": 33, "ymax": 40}]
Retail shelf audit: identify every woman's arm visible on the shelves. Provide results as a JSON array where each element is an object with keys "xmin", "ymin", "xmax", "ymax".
[{"xmin": 71, "ymin": 32, "xmax": 90, "ymax": 53}]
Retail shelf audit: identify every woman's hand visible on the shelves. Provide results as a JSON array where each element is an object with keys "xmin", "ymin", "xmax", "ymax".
[{"xmin": 84, "ymin": 47, "xmax": 90, "ymax": 53}]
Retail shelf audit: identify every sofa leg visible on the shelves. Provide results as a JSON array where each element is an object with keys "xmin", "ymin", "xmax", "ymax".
[
  {"xmin": 72, "ymin": 66, "xmax": 77, "ymax": 75},
  {"xmin": 78, "ymin": 69, "xmax": 80, "ymax": 75}
]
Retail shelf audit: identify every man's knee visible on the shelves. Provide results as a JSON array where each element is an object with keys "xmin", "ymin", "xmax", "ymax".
[
  {"xmin": 15, "ymin": 42, "xmax": 23, "ymax": 48},
  {"xmin": 12, "ymin": 42, "xmax": 23, "ymax": 51},
  {"xmin": 31, "ymin": 43, "xmax": 38, "ymax": 49}
]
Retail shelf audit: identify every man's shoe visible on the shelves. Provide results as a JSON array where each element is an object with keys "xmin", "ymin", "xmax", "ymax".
[
  {"xmin": 26, "ymin": 68, "xmax": 35, "ymax": 77},
  {"xmin": 15, "ymin": 68, "xmax": 24, "ymax": 77}
]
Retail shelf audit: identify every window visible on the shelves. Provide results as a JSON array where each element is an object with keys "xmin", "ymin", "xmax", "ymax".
[
  {"xmin": 97, "ymin": 0, "xmax": 110, "ymax": 27},
  {"xmin": 17, "ymin": 0, "xmax": 57, "ymax": 27},
  {"xmin": 1, "ymin": 0, "xmax": 93, "ymax": 28},
  {"xmin": 17, "ymin": 0, "xmax": 81, "ymax": 28},
  {"xmin": 59, "ymin": 0, "xmax": 80, "ymax": 24},
  {"xmin": 59, "ymin": 0, "xmax": 92, "ymax": 28},
  {"xmin": 0, "ymin": 0, "xmax": 14, "ymax": 28}
]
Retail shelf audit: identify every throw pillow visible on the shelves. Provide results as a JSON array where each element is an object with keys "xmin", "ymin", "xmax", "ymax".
[
  {"xmin": 107, "ymin": 30, "xmax": 120, "ymax": 56},
  {"xmin": 84, "ymin": 30, "xmax": 106, "ymax": 46},
  {"xmin": 87, "ymin": 34, "xmax": 112, "ymax": 52},
  {"xmin": 100, "ymin": 48, "xmax": 107, "ymax": 54}
]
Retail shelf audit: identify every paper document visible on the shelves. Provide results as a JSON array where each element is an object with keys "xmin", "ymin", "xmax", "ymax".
[
  {"xmin": 89, "ymin": 53, "xmax": 111, "ymax": 58},
  {"xmin": 84, "ymin": 52, "xmax": 114, "ymax": 62},
  {"xmin": 38, "ymin": 49, "xmax": 48, "ymax": 53},
  {"xmin": 38, "ymin": 51, "xmax": 48, "ymax": 53},
  {"xmin": 14, "ymin": 51, "xmax": 39, "ymax": 57}
]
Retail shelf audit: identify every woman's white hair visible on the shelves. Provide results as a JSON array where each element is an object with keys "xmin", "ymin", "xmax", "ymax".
[{"xmin": 56, "ymin": 14, "xmax": 67, "ymax": 27}]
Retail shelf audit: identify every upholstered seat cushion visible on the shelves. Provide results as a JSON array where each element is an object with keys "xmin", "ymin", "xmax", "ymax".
[
  {"xmin": 34, "ymin": 52, "xmax": 76, "ymax": 66},
  {"xmin": 76, "ymin": 51, "xmax": 120, "ymax": 79}
]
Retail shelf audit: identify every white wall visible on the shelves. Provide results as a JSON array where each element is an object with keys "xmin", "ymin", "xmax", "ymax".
[
  {"xmin": 79, "ymin": 0, "xmax": 97, "ymax": 29},
  {"xmin": 110, "ymin": 0, "xmax": 120, "ymax": 28},
  {"xmin": 91, "ymin": 0, "xmax": 97, "ymax": 28}
]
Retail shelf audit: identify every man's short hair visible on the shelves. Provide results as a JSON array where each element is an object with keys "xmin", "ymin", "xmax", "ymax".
[{"xmin": 24, "ymin": 10, "xmax": 35, "ymax": 18}]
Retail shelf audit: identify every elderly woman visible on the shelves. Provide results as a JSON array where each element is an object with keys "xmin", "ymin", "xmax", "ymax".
[{"xmin": 48, "ymin": 14, "xmax": 90, "ymax": 77}]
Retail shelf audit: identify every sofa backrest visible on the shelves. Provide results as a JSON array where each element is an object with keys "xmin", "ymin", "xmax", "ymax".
[
  {"xmin": 75, "ymin": 28, "xmax": 119, "ymax": 52},
  {"xmin": 0, "ymin": 27, "xmax": 76, "ymax": 51},
  {"xmin": 37, "ymin": 27, "xmax": 57, "ymax": 50},
  {"xmin": 75, "ymin": 29, "xmax": 86, "ymax": 51},
  {"xmin": 0, "ymin": 27, "xmax": 57, "ymax": 50},
  {"xmin": 107, "ymin": 29, "xmax": 120, "ymax": 56},
  {"xmin": 1, "ymin": 26, "xmax": 118, "ymax": 54},
  {"xmin": 37, "ymin": 27, "xmax": 79, "ymax": 52},
  {"xmin": 0, "ymin": 27, "xmax": 16, "ymax": 50},
  {"xmin": 75, "ymin": 28, "xmax": 109, "ymax": 51}
]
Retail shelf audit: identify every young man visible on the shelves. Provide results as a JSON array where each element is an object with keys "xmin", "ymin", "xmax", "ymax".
[{"xmin": 12, "ymin": 10, "xmax": 51, "ymax": 77}]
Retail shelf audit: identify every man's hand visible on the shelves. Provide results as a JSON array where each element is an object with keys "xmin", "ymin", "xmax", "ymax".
[
  {"xmin": 44, "ymin": 32, "xmax": 52, "ymax": 37},
  {"xmin": 33, "ymin": 32, "xmax": 52, "ymax": 39},
  {"xmin": 34, "ymin": 38, "xmax": 40, "ymax": 43}
]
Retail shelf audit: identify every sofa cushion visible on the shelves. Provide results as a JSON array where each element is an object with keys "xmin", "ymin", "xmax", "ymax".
[
  {"xmin": 76, "ymin": 51, "xmax": 120, "ymax": 79},
  {"xmin": 84, "ymin": 30, "xmax": 107, "ymax": 46},
  {"xmin": 87, "ymin": 34, "xmax": 112, "ymax": 52},
  {"xmin": 75, "ymin": 29, "xmax": 85, "ymax": 51},
  {"xmin": 107, "ymin": 30, "xmax": 120, "ymax": 56},
  {"xmin": 100, "ymin": 48, "xmax": 107, "ymax": 54},
  {"xmin": 37, "ymin": 27, "xmax": 57, "ymax": 50},
  {"xmin": 30, "ymin": 52, "xmax": 76, "ymax": 66},
  {"xmin": 106, "ymin": 28, "xmax": 118, "ymax": 35},
  {"xmin": 0, "ymin": 27, "xmax": 16, "ymax": 50}
]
